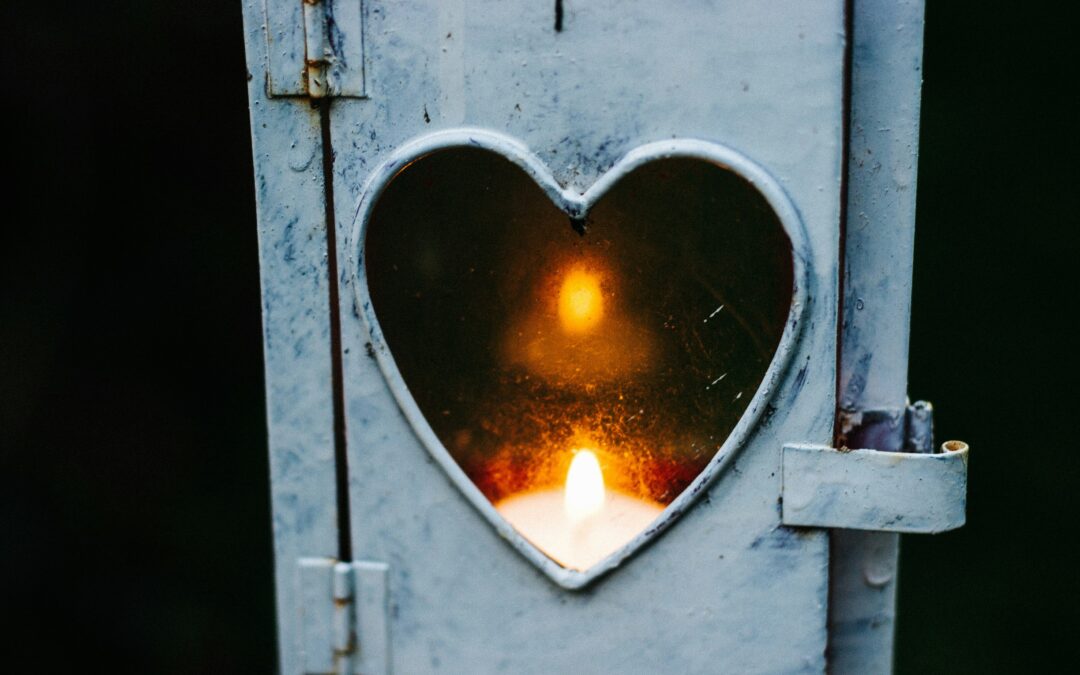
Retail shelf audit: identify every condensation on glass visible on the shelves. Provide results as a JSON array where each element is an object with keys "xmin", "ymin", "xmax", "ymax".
[{"xmin": 364, "ymin": 147, "xmax": 792, "ymax": 567}]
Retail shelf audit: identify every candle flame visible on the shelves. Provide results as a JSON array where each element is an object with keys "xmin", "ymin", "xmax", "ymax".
[
  {"xmin": 564, "ymin": 449, "xmax": 605, "ymax": 522},
  {"xmin": 558, "ymin": 268, "xmax": 604, "ymax": 333}
]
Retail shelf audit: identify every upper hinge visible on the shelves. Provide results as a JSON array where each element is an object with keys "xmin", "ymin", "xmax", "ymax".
[
  {"xmin": 299, "ymin": 558, "xmax": 389, "ymax": 674},
  {"xmin": 264, "ymin": 0, "xmax": 366, "ymax": 99}
]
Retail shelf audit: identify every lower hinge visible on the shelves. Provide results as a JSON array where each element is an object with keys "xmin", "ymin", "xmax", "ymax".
[{"xmin": 299, "ymin": 558, "xmax": 389, "ymax": 674}]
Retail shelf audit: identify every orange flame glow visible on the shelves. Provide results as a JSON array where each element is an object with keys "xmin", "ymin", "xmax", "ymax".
[{"xmin": 558, "ymin": 268, "xmax": 604, "ymax": 333}]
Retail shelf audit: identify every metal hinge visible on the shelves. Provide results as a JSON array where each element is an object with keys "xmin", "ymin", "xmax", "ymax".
[
  {"xmin": 264, "ymin": 0, "xmax": 366, "ymax": 98},
  {"xmin": 299, "ymin": 558, "xmax": 389, "ymax": 674}
]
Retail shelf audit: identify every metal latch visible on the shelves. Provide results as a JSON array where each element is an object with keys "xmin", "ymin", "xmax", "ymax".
[
  {"xmin": 782, "ymin": 400, "xmax": 969, "ymax": 533},
  {"xmin": 299, "ymin": 558, "xmax": 389, "ymax": 674},
  {"xmin": 781, "ymin": 441, "xmax": 968, "ymax": 533},
  {"xmin": 264, "ymin": 0, "xmax": 366, "ymax": 98}
]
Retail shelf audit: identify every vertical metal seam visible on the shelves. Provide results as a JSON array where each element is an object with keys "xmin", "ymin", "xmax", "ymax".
[
  {"xmin": 320, "ymin": 98, "xmax": 354, "ymax": 562},
  {"xmin": 828, "ymin": 0, "xmax": 856, "ymax": 670},
  {"xmin": 835, "ymin": 0, "xmax": 855, "ymax": 446}
]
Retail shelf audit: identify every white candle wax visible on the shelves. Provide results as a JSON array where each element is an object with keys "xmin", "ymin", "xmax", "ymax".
[{"xmin": 496, "ymin": 487, "xmax": 663, "ymax": 571}]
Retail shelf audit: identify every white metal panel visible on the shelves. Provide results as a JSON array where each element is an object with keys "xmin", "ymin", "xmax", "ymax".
[
  {"xmin": 330, "ymin": 1, "xmax": 845, "ymax": 672},
  {"xmin": 242, "ymin": 3, "xmax": 340, "ymax": 674}
]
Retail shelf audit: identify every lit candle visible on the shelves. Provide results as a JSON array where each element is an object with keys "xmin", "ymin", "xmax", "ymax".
[{"xmin": 496, "ymin": 449, "xmax": 663, "ymax": 571}]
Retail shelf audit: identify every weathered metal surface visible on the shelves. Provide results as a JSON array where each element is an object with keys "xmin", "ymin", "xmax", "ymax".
[
  {"xmin": 831, "ymin": 1, "xmax": 927, "ymax": 670},
  {"xmin": 351, "ymin": 130, "xmax": 812, "ymax": 590},
  {"xmin": 242, "ymin": 2, "xmax": 340, "ymax": 674},
  {"xmin": 328, "ymin": 2, "xmax": 844, "ymax": 671},
  {"xmin": 299, "ymin": 558, "xmax": 390, "ymax": 674},
  {"xmin": 265, "ymin": 0, "xmax": 366, "ymax": 98},
  {"xmin": 781, "ymin": 443, "xmax": 967, "ymax": 533}
]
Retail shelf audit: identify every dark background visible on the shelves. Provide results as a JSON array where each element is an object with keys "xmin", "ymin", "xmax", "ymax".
[{"xmin": 2, "ymin": 2, "xmax": 1074, "ymax": 672}]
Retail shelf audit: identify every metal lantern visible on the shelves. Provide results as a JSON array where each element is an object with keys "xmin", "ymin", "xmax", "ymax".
[{"xmin": 242, "ymin": 1, "xmax": 968, "ymax": 672}]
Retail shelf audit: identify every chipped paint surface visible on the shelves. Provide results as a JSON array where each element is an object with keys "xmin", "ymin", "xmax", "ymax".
[{"xmin": 328, "ymin": 1, "xmax": 842, "ymax": 672}]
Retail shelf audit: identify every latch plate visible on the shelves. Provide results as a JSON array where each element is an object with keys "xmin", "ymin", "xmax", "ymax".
[
  {"xmin": 781, "ymin": 442, "xmax": 968, "ymax": 533},
  {"xmin": 264, "ymin": 0, "xmax": 366, "ymax": 98},
  {"xmin": 299, "ymin": 558, "xmax": 389, "ymax": 674}
]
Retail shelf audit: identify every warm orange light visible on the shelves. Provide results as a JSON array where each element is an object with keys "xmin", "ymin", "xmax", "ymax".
[
  {"xmin": 564, "ymin": 449, "xmax": 605, "ymax": 522},
  {"xmin": 558, "ymin": 268, "xmax": 604, "ymax": 333},
  {"xmin": 495, "ymin": 445, "xmax": 664, "ymax": 571}
]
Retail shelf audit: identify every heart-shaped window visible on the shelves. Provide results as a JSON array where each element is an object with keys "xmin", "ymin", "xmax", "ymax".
[{"xmin": 358, "ymin": 134, "xmax": 803, "ymax": 585}]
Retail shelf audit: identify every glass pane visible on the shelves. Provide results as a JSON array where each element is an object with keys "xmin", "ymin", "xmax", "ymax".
[{"xmin": 365, "ymin": 146, "xmax": 792, "ymax": 570}]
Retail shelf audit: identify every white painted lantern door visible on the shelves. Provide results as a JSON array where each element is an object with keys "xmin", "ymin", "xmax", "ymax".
[{"xmin": 310, "ymin": 2, "xmax": 838, "ymax": 672}]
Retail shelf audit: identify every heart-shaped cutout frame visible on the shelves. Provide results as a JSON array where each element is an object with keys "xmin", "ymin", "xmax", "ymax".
[{"xmin": 350, "ymin": 130, "xmax": 811, "ymax": 589}]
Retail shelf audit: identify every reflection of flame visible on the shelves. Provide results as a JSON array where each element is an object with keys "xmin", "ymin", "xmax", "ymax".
[
  {"xmin": 503, "ymin": 259, "xmax": 654, "ymax": 385},
  {"xmin": 558, "ymin": 268, "xmax": 604, "ymax": 333},
  {"xmin": 564, "ymin": 449, "xmax": 605, "ymax": 522}
]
